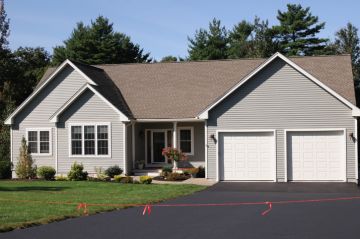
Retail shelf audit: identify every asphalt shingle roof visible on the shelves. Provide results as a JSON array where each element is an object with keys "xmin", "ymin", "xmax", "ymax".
[{"xmin": 38, "ymin": 55, "xmax": 356, "ymax": 119}]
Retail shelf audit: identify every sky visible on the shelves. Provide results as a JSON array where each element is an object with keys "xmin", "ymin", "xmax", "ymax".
[{"xmin": 5, "ymin": 0, "xmax": 360, "ymax": 60}]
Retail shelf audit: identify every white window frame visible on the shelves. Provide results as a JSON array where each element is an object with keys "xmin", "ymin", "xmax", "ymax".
[
  {"xmin": 68, "ymin": 122, "xmax": 111, "ymax": 158},
  {"xmin": 177, "ymin": 126, "xmax": 194, "ymax": 155},
  {"xmin": 25, "ymin": 128, "xmax": 52, "ymax": 156}
]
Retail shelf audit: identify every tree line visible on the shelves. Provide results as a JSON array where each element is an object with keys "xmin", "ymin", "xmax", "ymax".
[{"xmin": 1, "ymin": 2, "xmax": 360, "ymax": 177}]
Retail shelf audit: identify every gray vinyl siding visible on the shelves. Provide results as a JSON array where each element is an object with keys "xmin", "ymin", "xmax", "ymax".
[
  {"xmin": 207, "ymin": 58, "xmax": 356, "ymax": 181},
  {"xmin": 133, "ymin": 122, "xmax": 205, "ymax": 168},
  {"xmin": 57, "ymin": 89, "xmax": 124, "ymax": 174},
  {"xmin": 12, "ymin": 66, "xmax": 88, "ymax": 172}
]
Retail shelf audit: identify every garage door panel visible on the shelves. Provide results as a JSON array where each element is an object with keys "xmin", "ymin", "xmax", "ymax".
[
  {"xmin": 287, "ymin": 130, "xmax": 345, "ymax": 181},
  {"xmin": 220, "ymin": 131, "xmax": 275, "ymax": 181}
]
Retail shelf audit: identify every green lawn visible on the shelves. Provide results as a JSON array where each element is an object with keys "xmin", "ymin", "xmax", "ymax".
[{"xmin": 0, "ymin": 180, "xmax": 206, "ymax": 232}]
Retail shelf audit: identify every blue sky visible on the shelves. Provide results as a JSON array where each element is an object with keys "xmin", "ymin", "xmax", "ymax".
[{"xmin": 5, "ymin": 0, "xmax": 360, "ymax": 60}]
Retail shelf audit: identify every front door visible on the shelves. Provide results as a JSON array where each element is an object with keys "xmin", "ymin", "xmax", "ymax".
[{"xmin": 152, "ymin": 131, "xmax": 167, "ymax": 163}]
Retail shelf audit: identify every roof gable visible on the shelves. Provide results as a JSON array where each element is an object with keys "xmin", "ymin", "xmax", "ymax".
[{"xmin": 198, "ymin": 53, "xmax": 359, "ymax": 119}]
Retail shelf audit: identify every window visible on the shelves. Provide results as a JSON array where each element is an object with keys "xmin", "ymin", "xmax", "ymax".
[
  {"xmin": 178, "ymin": 127, "xmax": 194, "ymax": 155},
  {"xmin": 70, "ymin": 123, "xmax": 110, "ymax": 157},
  {"xmin": 26, "ymin": 129, "xmax": 51, "ymax": 155}
]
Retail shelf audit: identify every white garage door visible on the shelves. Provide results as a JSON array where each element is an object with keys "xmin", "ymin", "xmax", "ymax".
[
  {"xmin": 219, "ymin": 131, "xmax": 275, "ymax": 181},
  {"xmin": 287, "ymin": 130, "xmax": 345, "ymax": 181}
]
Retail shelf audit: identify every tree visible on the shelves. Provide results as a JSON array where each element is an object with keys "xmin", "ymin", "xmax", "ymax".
[
  {"xmin": 227, "ymin": 20, "xmax": 253, "ymax": 58},
  {"xmin": 334, "ymin": 23, "xmax": 360, "ymax": 105},
  {"xmin": 160, "ymin": 55, "xmax": 178, "ymax": 62},
  {"xmin": 52, "ymin": 16, "xmax": 151, "ymax": 65},
  {"xmin": 335, "ymin": 23, "xmax": 360, "ymax": 80},
  {"xmin": 273, "ymin": 4, "xmax": 328, "ymax": 56},
  {"xmin": 188, "ymin": 18, "xmax": 228, "ymax": 60},
  {"xmin": 15, "ymin": 137, "xmax": 36, "ymax": 179}
]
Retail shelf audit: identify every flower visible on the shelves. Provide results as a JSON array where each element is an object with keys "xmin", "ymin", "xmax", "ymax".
[{"xmin": 162, "ymin": 147, "xmax": 187, "ymax": 162}]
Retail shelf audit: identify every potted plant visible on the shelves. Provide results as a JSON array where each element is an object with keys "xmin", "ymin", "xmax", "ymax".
[
  {"xmin": 137, "ymin": 160, "xmax": 145, "ymax": 170},
  {"xmin": 162, "ymin": 147, "xmax": 187, "ymax": 169}
]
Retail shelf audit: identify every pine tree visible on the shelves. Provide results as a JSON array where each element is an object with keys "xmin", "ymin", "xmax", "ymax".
[
  {"xmin": 52, "ymin": 16, "xmax": 150, "ymax": 65},
  {"xmin": 250, "ymin": 17, "xmax": 279, "ymax": 58},
  {"xmin": 273, "ymin": 4, "xmax": 328, "ymax": 56},
  {"xmin": 334, "ymin": 23, "xmax": 360, "ymax": 105},
  {"xmin": 188, "ymin": 18, "xmax": 228, "ymax": 60},
  {"xmin": 227, "ymin": 20, "xmax": 253, "ymax": 58},
  {"xmin": 15, "ymin": 137, "xmax": 36, "ymax": 179}
]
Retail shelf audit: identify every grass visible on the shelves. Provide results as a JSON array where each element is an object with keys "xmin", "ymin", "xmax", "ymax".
[{"xmin": 0, "ymin": 180, "xmax": 206, "ymax": 232}]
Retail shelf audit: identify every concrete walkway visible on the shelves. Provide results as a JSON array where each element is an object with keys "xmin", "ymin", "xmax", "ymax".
[{"xmin": 133, "ymin": 176, "xmax": 217, "ymax": 186}]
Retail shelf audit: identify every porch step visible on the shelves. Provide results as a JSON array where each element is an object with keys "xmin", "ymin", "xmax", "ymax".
[{"xmin": 133, "ymin": 169, "xmax": 161, "ymax": 177}]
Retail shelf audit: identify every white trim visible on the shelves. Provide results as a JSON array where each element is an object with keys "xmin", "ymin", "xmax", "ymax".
[
  {"xmin": 177, "ymin": 126, "xmax": 194, "ymax": 155},
  {"xmin": 173, "ymin": 122, "xmax": 177, "ymax": 148},
  {"xmin": 132, "ymin": 122, "xmax": 136, "ymax": 169},
  {"xmin": 284, "ymin": 128, "xmax": 347, "ymax": 182},
  {"xmin": 55, "ymin": 127, "xmax": 58, "ymax": 172},
  {"xmin": 204, "ymin": 120, "xmax": 208, "ymax": 179},
  {"xmin": 136, "ymin": 118, "xmax": 204, "ymax": 122},
  {"xmin": 50, "ymin": 84, "xmax": 129, "ymax": 123},
  {"xmin": 10, "ymin": 127, "xmax": 13, "ymax": 164},
  {"xmin": 216, "ymin": 129, "xmax": 276, "ymax": 182},
  {"xmin": 25, "ymin": 128, "xmax": 52, "ymax": 156},
  {"xmin": 198, "ymin": 52, "xmax": 360, "ymax": 119},
  {"xmin": 4, "ymin": 59, "xmax": 98, "ymax": 125},
  {"xmin": 123, "ymin": 123, "xmax": 127, "ymax": 175},
  {"xmin": 68, "ymin": 122, "xmax": 112, "ymax": 158},
  {"xmin": 355, "ymin": 118, "xmax": 358, "ymax": 181}
]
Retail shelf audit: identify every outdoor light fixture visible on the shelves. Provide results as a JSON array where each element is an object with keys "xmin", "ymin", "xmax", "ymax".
[
  {"xmin": 210, "ymin": 134, "xmax": 217, "ymax": 143},
  {"xmin": 349, "ymin": 132, "xmax": 356, "ymax": 142}
]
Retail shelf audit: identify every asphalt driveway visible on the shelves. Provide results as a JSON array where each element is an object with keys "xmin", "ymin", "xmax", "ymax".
[{"xmin": 2, "ymin": 182, "xmax": 360, "ymax": 239}]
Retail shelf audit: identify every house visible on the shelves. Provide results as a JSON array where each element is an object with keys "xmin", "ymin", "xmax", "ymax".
[{"xmin": 5, "ymin": 52, "xmax": 360, "ymax": 183}]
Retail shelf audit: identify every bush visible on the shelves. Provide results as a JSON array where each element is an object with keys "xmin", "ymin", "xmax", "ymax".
[
  {"xmin": 161, "ymin": 166, "xmax": 172, "ymax": 177},
  {"xmin": 196, "ymin": 166, "xmax": 205, "ymax": 178},
  {"xmin": 55, "ymin": 175, "xmax": 68, "ymax": 181},
  {"xmin": 94, "ymin": 167, "xmax": 110, "ymax": 181},
  {"xmin": 166, "ymin": 172, "xmax": 189, "ymax": 181},
  {"xmin": 0, "ymin": 160, "xmax": 12, "ymax": 179},
  {"xmin": 67, "ymin": 162, "xmax": 88, "ymax": 181},
  {"xmin": 105, "ymin": 165, "xmax": 123, "ymax": 178},
  {"xmin": 15, "ymin": 137, "xmax": 37, "ymax": 179},
  {"xmin": 139, "ymin": 176, "xmax": 152, "ymax": 184},
  {"xmin": 113, "ymin": 175, "xmax": 133, "ymax": 183},
  {"xmin": 183, "ymin": 168, "xmax": 199, "ymax": 177},
  {"xmin": 113, "ymin": 174, "xmax": 122, "ymax": 183},
  {"xmin": 37, "ymin": 166, "xmax": 56, "ymax": 180}
]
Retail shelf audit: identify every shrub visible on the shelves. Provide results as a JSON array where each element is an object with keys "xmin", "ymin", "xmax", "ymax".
[
  {"xmin": 94, "ymin": 167, "xmax": 110, "ymax": 181},
  {"xmin": 183, "ymin": 168, "xmax": 199, "ymax": 177},
  {"xmin": 121, "ymin": 176, "xmax": 133, "ymax": 184},
  {"xmin": 114, "ymin": 174, "xmax": 122, "ymax": 183},
  {"xmin": 196, "ymin": 166, "xmax": 205, "ymax": 178},
  {"xmin": 37, "ymin": 166, "xmax": 56, "ymax": 180},
  {"xmin": 166, "ymin": 172, "xmax": 189, "ymax": 181},
  {"xmin": 104, "ymin": 165, "xmax": 123, "ymax": 178},
  {"xmin": 55, "ymin": 175, "xmax": 68, "ymax": 181},
  {"xmin": 0, "ymin": 160, "xmax": 12, "ymax": 179},
  {"xmin": 67, "ymin": 162, "xmax": 88, "ymax": 181},
  {"xmin": 161, "ymin": 166, "xmax": 172, "ymax": 177},
  {"xmin": 15, "ymin": 137, "xmax": 37, "ymax": 179},
  {"xmin": 139, "ymin": 176, "xmax": 152, "ymax": 184}
]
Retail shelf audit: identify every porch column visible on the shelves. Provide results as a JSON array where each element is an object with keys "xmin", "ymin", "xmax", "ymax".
[
  {"xmin": 173, "ymin": 122, "xmax": 177, "ymax": 148},
  {"xmin": 132, "ymin": 122, "xmax": 136, "ymax": 169}
]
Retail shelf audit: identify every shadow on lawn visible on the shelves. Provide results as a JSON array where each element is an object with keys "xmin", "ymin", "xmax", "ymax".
[{"xmin": 0, "ymin": 186, "xmax": 70, "ymax": 192}]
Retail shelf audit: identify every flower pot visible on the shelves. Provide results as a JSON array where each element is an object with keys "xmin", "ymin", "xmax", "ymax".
[{"xmin": 138, "ymin": 163, "xmax": 144, "ymax": 170}]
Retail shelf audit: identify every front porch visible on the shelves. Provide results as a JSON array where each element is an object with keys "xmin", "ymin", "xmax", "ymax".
[{"xmin": 125, "ymin": 120, "xmax": 206, "ymax": 174}]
